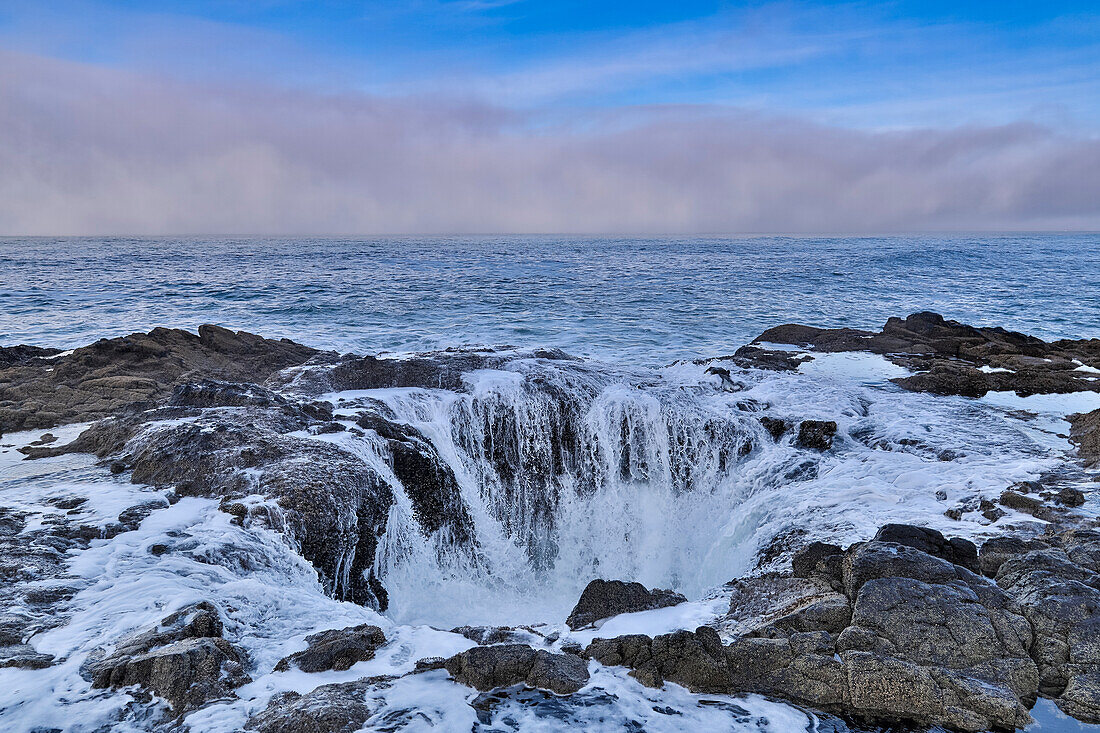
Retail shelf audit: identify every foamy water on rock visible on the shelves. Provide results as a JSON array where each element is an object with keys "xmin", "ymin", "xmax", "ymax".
[{"xmin": 2, "ymin": 340, "xmax": 1095, "ymax": 731}]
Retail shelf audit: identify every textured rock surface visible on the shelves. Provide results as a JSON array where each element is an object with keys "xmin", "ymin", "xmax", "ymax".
[
  {"xmin": 0, "ymin": 325, "xmax": 318, "ymax": 433},
  {"xmin": 752, "ymin": 311, "xmax": 1100, "ymax": 398},
  {"xmin": 88, "ymin": 602, "xmax": 250, "ymax": 713},
  {"xmin": 566, "ymin": 579, "xmax": 686, "ymax": 630},
  {"xmin": 246, "ymin": 679, "xmax": 382, "ymax": 733},
  {"xmin": 275, "ymin": 624, "xmax": 387, "ymax": 673},
  {"xmin": 444, "ymin": 644, "xmax": 590, "ymax": 694}
]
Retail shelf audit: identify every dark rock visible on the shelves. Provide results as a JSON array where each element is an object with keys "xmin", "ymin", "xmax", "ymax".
[
  {"xmin": 0, "ymin": 325, "xmax": 318, "ymax": 433},
  {"xmin": 979, "ymin": 536, "xmax": 1051, "ymax": 577},
  {"xmin": 759, "ymin": 416, "xmax": 791, "ymax": 440},
  {"xmin": 1058, "ymin": 487, "xmax": 1087, "ymax": 508},
  {"xmin": 246, "ymin": 679, "xmax": 383, "ymax": 733},
  {"xmin": 444, "ymin": 644, "xmax": 589, "ymax": 694},
  {"xmin": 1071, "ymin": 410, "xmax": 1100, "ymax": 467},
  {"xmin": 1000, "ymin": 490, "xmax": 1043, "ymax": 514},
  {"xmin": 795, "ymin": 420, "xmax": 837, "ymax": 451},
  {"xmin": 91, "ymin": 637, "xmax": 250, "ymax": 713},
  {"xmin": 565, "ymin": 579, "xmax": 686, "ymax": 630},
  {"xmin": 274, "ymin": 624, "xmax": 386, "ymax": 673},
  {"xmin": 450, "ymin": 625, "xmax": 533, "ymax": 646},
  {"xmin": 790, "ymin": 543, "xmax": 844, "ymax": 591},
  {"xmin": 872, "ymin": 523, "xmax": 979, "ymax": 573},
  {"xmin": 0, "ymin": 643, "xmax": 55, "ymax": 669}
]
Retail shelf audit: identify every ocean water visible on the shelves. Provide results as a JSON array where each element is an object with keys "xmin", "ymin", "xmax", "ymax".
[
  {"xmin": 2, "ymin": 235, "xmax": 1099, "ymax": 732},
  {"xmin": 2, "ymin": 234, "xmax": 1098, "ymax": 361}
]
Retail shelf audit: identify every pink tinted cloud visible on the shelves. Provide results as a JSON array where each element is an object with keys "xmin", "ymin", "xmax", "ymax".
[{"xmin": 1, "ymin": 50, "xmax": 1098, "ymax": 235}]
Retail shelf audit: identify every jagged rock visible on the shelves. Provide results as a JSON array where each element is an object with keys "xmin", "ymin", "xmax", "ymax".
[
  {"xmin": 979, "ymin": 536, "xmax": 1050, "ymax": 577},
  {"xmin": 0, "ymin": 325, "xmax": 318, "ymax": 433},
  {"xmin": 246, "ymin": 679, "xmax": 383, "ymax": 733},
  {"xmin": 795, "ymin": 420, "xmax": 836, "ymax": 451},
  {"xmin": 87, "ymin": 601, "xmax": 249, "ymax": 712},
  {"xmin": 791, "ymin": 542, "xmax": 844, "ymax": 590},
  {"xmin": 759, "ymin": 416, "xmax": 791, "ymax": 440},
  {"xmin": 444, "ymin": 644, "xmax": 589, "ymax": 694},
  {"xmin": 872, "ymin": 523, "xmax": 979, "ymax": 573},
  {"xmin": 995, "ymin": 546, "xmax": 1100, "ymax": 702},
  {"xmin": 565, "ymin": 579, "xmax": 686, "ymax": 630},
  {"xmin": 584, "ymin": 627, "xmax": 731, "ymax": 693},
  {"xmin": 274, "ymin": 624, "xmax": 386, "ymax": 673},
  {"xmin": 92, "ymin": 637, "xmax": 250, "ymax": 713},
  {"xmin": 751, "ymin": 312, "xmax": 1100, "ymax": 399},
  {"xmin": 1071, "ymin": 409, "xmax": 1100, "ymax": 467}
]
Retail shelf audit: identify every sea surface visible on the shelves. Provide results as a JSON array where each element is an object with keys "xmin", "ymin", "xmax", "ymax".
[
  {"xmin": 2, "ymin": 234, "xmax": 1098, "ymax": 360},
  {"xmin": 1, "ymin": 235, "xmax": 1099, "ymax": 732}
]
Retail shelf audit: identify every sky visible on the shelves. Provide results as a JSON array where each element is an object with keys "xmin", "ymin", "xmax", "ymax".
[{"xmin": 0, "ymin": 0, "xmax": 1098, "ymax": 234}]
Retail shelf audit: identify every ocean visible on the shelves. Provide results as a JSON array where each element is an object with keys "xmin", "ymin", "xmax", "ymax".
[{"xmin": 2, "ymin": 234, "xmax": 1098, "ymax": 361}]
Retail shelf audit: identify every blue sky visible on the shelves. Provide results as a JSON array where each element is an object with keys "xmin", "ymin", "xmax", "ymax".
[
  {"xmin": 3, "ymin": 0, "xmax": 1098, "ymax": 129},
  {"xmin": 0, "ymin": 1, "xmax": 1098, "ymax": 233}
]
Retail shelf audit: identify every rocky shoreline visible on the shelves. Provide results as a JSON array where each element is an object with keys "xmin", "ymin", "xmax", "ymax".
[{"xmin": 2, "ymin": 313, "xmax": 1099, "ymax": 731}]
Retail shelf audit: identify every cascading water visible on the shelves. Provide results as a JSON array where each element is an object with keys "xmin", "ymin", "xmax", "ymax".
[{"xmin": 319, "ymin": 350, "xmax": 1073, "ymax": 628}]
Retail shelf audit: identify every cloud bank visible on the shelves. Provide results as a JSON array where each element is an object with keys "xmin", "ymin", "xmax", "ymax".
[{"xmin": 1, "ymin": 50, "xmax": 1098, "ymax": 235}]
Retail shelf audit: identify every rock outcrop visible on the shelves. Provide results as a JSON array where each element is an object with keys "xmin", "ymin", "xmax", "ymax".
[
  {"xmin": 275, "ymin": 624, "xmax": 387, "ymax": 673},
  {"xmin": 566, "ymin": 579, "xmax": 687, "ymax": 630},
  {"xmin": 582, "ymin": 524, "xmax": 1056, "ymax": 731},
  {"xmin": 0, "ymin": 325, "xmax": 318, "ymax": 433},
  {"xmin": 444, "ymin": 644, "xmax": 590, "ymax": 694},
  {"xmin": 750, "ymin": 311, "xmax": 1100, "ymax": 399},
  {"xmin": 87, "ymin": 602, "xmax": 250, "ymax": 713}
]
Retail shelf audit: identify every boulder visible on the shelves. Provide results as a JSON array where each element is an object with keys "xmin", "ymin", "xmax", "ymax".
[
  {"xmin": 275, "ymin": 624, "xmax": 387, "ymax": 673},
  {"xmin": 444, "ymin": 644, "xmax": 589, "ymax": 694},
  {"xmin": 246, "ymin": 679, "xmax": 382, "ymax": 733},
  {"xmin": 565, "ymin": 579, "xmax": 686, "ymax": 630},
  {"xmin": 87, "ymin": 602, "xmax": 250, "ymax": 713},
  {"xmin": 872, "ymin": 523, "xmax": 979, "ymax": 573},
  {"xmin": 795, "ymin": 420, "xmax": 837, "ymax": 451}
]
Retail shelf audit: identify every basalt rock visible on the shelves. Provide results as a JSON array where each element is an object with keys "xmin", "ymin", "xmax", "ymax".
[
  {"xmin": 795, "ymin": 420, "xmax": 837, "ymax": 451},
  {"xmin": 246, "ymin": 679, "xmax": 384, "ymax": 733},
  {"xmin": 88, "ymin": 602, "xmax": 250, "ymax": 713},
  {"xmin": 0, "ymin": 325, "xmax": 318, "ymax": 433},
  {"xmin": 584, "ymin": 525, "xmax": 1046, "ymax": 731},
  {"xmin": 750, "ymin": 312, "xmax": 1100, "ymax": 399},
  {"xmin": 274, "ymin": 624, "xmax": 387, "ymax": 673},
  {"xmin": 444, "ymin": 644, "xmax": 589, "ymax": 694},
  {"xmin": 1070, "ymin": 409, "xmax": 1100, "ymax": 467},
  {"xmin": 565, "ymin": 579, "xmax": 686, "ymax": 630}
]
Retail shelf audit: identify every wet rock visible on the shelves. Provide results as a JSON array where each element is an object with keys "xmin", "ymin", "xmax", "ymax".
[
  {"xmin": 1058, "ymin": 487, "xmax": 1087, "ymax": 508},
  {"xmin": 451, "ymin": 625, "xmax": 534, "ymax": 646},
  {"xmin": 585, "ymin": 627, "xmax": 731, "ymax": 693},
  {"xmin": 444, "ymin": 644, "xmax": 589, "ymax": 694},
  {"xmin": 750, "ymin": 312, "xmax": 1100, "ymax": 399},
  {"xmin": 1000, "ymin": 490, "xmax": 1043, "ymax": 514},
  {"xmin": 979, "ymin": 536, "xmax": 1051, "ymax": 577},
  {"xmin": 0, "ymin": 643, "xmax": 54, "ymax": 669},
  {"xmin": 87, "ymin": 601, "xmax": 249, "ymax": 713},
  {"xmin": 1071, "ymin": 410, "xmax": 1100, "ymax": 467},
  {"xmin": 791, "ymin": 542, "xmax": 844, "ymax": 590},
  {"xmin": 92, "ymin": 637, "xmax": 250, "ymax": 713},
  {"xmin": 246, "ymin": 679, "xmax": 381, "ymax": 733},
  {"xmin": 795, "ymin": 420, "xmax": 837, "ymax": 451},
  {"xmin": 565, "ymin": 579, "xmax": 686, "ymax": 630},
  {"xmin": 759, "ymin": 416, "xmax": 791, "ymax": 440},
  {"xmin": 724, "ymin": 574, "xmax": 850, "ymax": 638},
  {"xmin": 274, "ymin": 624, "xmax": 386, "ymax": 673},
  {"xmin": 0, "ymin": 325, "xmax": 318, "ymax": 433},
  {"xmin": 871, "ymin": 523, "xmax": 979, "ymax": 573}
]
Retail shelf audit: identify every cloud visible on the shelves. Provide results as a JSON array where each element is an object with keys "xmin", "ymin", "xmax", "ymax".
[{"xmin": 1, "ymin": 49, "xmax": 1098, "ymax": 235}]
